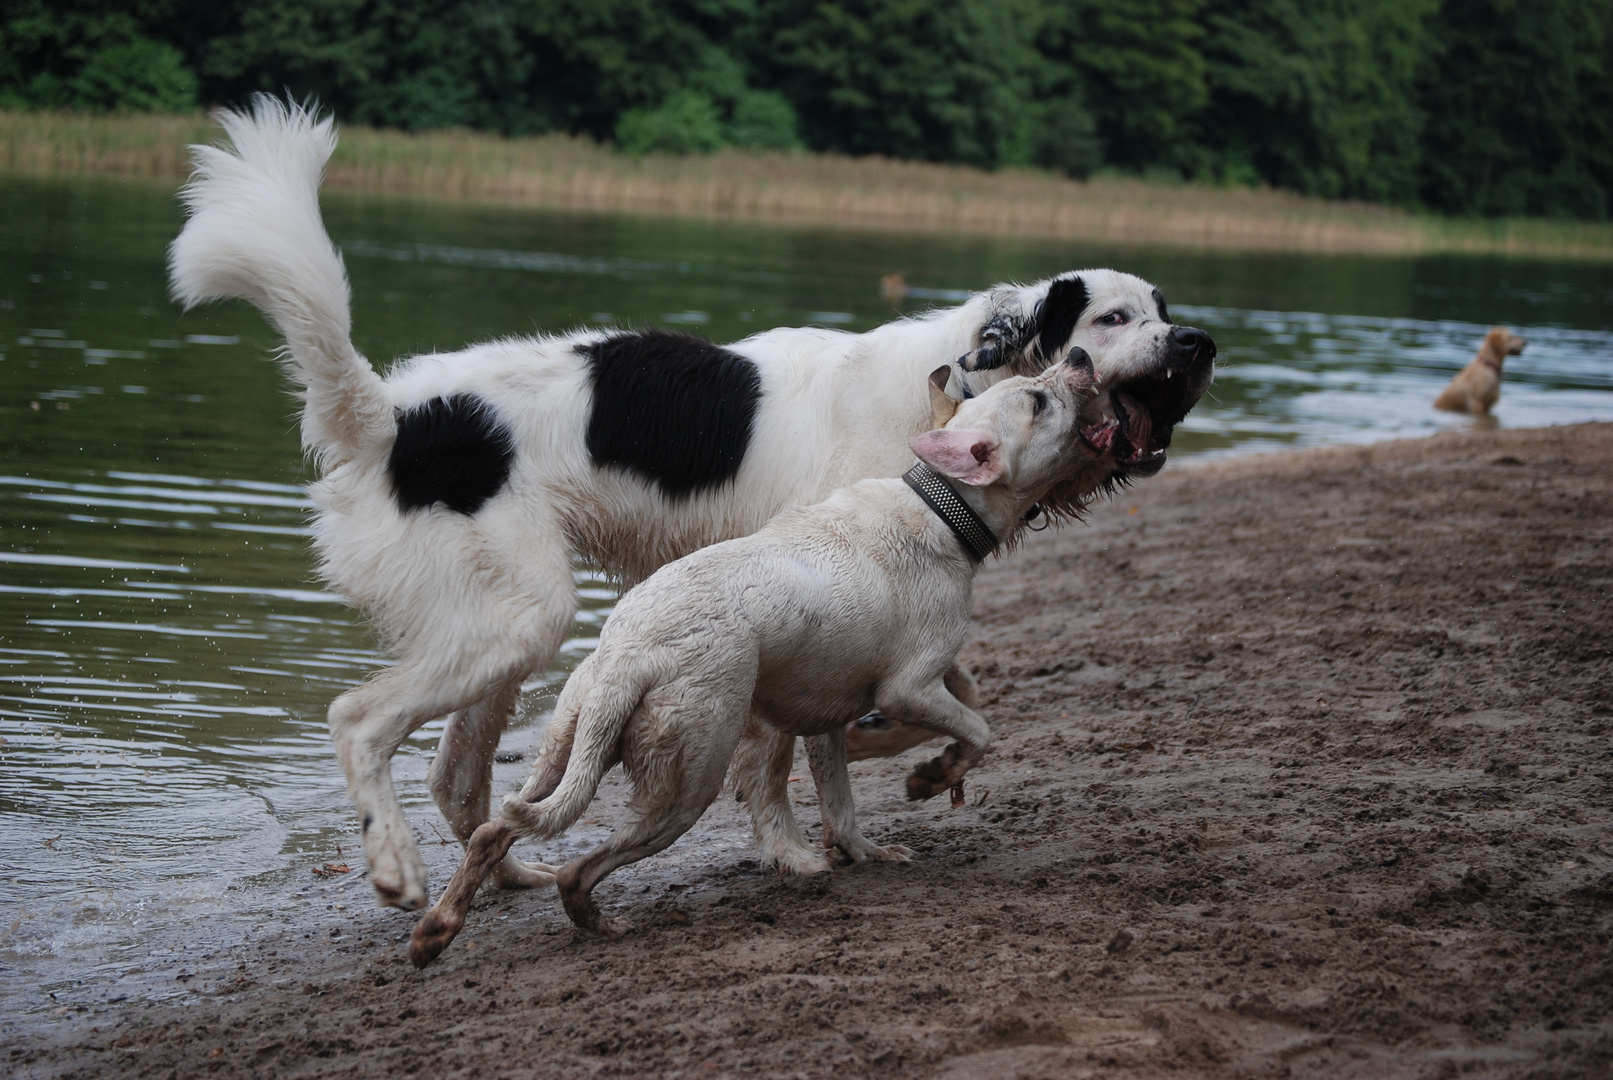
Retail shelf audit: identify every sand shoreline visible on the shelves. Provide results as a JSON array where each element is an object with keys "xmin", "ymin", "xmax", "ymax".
[{"xmin": 5, "ymin": 421, "xmax": 1611, "ymax": 1079}]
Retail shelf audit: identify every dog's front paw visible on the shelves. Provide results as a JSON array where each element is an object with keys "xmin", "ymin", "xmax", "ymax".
[{"xmin": 905, "ymin": 742, "xmax": 968, "ymax": 802}]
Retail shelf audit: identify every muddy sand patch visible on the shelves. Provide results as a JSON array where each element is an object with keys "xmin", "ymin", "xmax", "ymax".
[{"xmin": 6, "ymin": 422, "xmax": 1611, "ymax": 1079}]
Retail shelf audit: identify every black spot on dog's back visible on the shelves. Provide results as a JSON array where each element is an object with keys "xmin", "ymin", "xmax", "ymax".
[
  {"xmin": 1034, "ymin": 276, "xmax": 1089, "ymax": 362},
  {"xmin": 1152, "ymin": 286, "xmax": 1172, "ymax": 325},
  {"xmin": 389, "ymin": 394, "xmax": 514, "ymax": 515},
  {"xmin": 581, "ymin": 329, "xmax": 762, "ymax": 497}
]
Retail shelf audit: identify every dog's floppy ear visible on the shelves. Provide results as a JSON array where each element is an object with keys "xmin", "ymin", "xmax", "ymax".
[
  {"xmin": 912, "ymin": 428, "xmax": 1002, "ymax": 486},
  {"xmin": 959, "ymin": 275, "xmax": 1089, "ymax": 373},
  {"xmin": 1151, "ymin": 286, "xmax": 1172, "ymax": 325},
  {"xmin": 927, "ymin": 365, "xmax": 961, "ymax": 428},
  {"xmin": 1031, "ymin": 275, "xmax": 1088, "ymax": 363}
]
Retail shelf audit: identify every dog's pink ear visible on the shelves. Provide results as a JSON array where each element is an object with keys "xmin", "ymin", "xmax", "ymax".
[{"xmin": 912, "ymin": 428, "xmax": 1002, "ymax": 486}]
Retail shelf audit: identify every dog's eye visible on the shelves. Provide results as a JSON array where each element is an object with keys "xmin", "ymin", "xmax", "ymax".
[
  {"xmin": 1098, "ymin": 311, "xmax": 1127, "ymax": 327},
  {"xmin": 1030, "ymin": 390, "xmax": 1049, "ymax": 415}
]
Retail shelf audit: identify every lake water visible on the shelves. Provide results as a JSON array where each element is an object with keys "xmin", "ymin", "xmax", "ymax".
[{"xmin": 2, "ymin": 175, "xmax": 1611, "ymax": 1018}]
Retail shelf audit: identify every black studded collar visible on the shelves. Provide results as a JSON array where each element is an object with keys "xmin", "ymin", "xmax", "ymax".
[{"xmin": 902, "ymin": 463, "xmax": 998, "ymax": 563}]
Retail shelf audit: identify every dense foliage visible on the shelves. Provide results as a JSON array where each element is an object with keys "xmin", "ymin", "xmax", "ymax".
[{"xmin": 3, "ymin": 0, "xmax": 1610, "ymax": 218}]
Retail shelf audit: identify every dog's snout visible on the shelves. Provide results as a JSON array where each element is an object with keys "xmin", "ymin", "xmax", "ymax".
[{"xmin": 1170, "ymin": 326, "xmax": 1215, "ymax": 359}]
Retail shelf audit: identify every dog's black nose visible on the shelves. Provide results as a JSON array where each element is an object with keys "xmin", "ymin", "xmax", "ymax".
[
  {"xmin": 1170, "ymin": 326, "xmax": 1216, "ymax": 360},
  {"xmin": 1064, "ymin": 346, "xmax": 1094, "ymax": 374}
]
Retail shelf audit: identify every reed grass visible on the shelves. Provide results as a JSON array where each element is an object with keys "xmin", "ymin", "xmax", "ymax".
[{"xmin": 4, "ymin": 108, "xmax": 1611, "ymax": 260}]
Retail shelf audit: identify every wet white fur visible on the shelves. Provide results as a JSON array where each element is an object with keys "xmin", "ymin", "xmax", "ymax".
[{"xmin": 168, "ymin": 95, "xmax": 1181, "ymax": 911}]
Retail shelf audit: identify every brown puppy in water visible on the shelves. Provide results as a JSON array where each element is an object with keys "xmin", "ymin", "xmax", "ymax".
[{"xmin": 1434, "ymin": 327, "xmax": 1526, "ymax": 416}]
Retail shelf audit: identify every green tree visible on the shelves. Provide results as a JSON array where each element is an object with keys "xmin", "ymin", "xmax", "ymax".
[
  {"xmin": 1417, "ymin": 0, "xmax": 1613, "ymax": 218},
  {"xmin": 750, "ymin": 0, "xmax": 1046, "ymax": 168},
  {"xmin": 615, "ymin": 88, "xmax": 726, "ymax": 154},
  {"xmin": 4, "ymin": 0, "xmax": 1612, "ymax": 218},
  {"xmin": 0, "ymin": 0, "xmax": 198, "ymax": 111},
  {"xmin": 1038, "ymin": 0, "xmax": 1207, "ymax": 172},
  {"xmin": 1189, "ymin": 0, "xmax": 1434, "ymax": 203}
]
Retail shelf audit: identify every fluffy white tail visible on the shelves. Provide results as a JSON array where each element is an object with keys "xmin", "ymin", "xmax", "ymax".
[
  {"xmin": 500, "ymin": 660, "xmax": 655, "ymax": 839},
  {"xmin": 168, "ymin": 94, "xmax": 390, "ymax": 463}
]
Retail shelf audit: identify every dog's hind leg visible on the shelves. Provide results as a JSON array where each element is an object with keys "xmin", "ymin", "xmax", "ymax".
[
  {"xmin": 332, "ymin": 536, "xmax": 579, "ymax": 910},
  {"xmin": 806, "ymin": 727, "xmax": 912, "ymax": 864},
  {"xmin": 557, "ymin": 682, "xmax": 747, "ymax": 933},
  {"xmin": 427, "ymin": 678, "xmax": 557, "ymax": 890},
  {"xmin": 409, "ymin": 817, "xmax": 517, "ymax": 969},
  {"xmin": 732, "ymin": 722, "xmax": 831, "ymax": 876},
  {"xmin": 330, "ymin": 662, "xmax": 517, "ymax": 911},
  {"xmin": 419, "ymin": 538, "xmax": 580, "ymax": 892},
  {"xmin": 555, "ymin": 774, "xmax": 728, "ymax": 936}
]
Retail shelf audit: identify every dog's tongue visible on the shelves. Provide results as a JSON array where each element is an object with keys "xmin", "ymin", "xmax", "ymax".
[{"xmin": 1118, "ymin": 391, "xmax": 1152, "ymax": 457}]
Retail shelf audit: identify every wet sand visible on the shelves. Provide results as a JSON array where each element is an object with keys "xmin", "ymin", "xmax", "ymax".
[{"xmin": 7, "ymin": 421, "xmax": 1611, "ymax": 1079}]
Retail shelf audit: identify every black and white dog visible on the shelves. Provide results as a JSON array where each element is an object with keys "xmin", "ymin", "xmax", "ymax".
[{"xmin": 168, "ymin": 96, "xmax": 1214, "ymax": 911}]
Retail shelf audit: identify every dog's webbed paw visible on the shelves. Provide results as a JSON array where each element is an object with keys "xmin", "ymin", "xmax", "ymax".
[
  {"xmin": 959, "ymin": 301, "xmax": 1033, "ymax": 372},
  {"xmin": 564, "ymin": 901, "xmax": 625, "ymax": 938},
  {"xmin": 957, "ymin": 345, "xmax": 1003, "ymax": 373},
  {"xmin": 828, "ymin": 825, "xmax": 915, "ymax": 864}
]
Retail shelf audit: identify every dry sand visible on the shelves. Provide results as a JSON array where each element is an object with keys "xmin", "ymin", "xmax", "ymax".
[{"xmin": 7, "ymin": 422, "xmax": 1611, "ymax": 1079}]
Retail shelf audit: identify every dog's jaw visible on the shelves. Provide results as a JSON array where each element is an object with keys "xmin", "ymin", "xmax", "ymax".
[{"xmin": 1080, "ymin": 331, "xmax": 1216, "ymax": 481}]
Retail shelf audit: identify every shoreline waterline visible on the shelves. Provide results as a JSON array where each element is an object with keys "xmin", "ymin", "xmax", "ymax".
[{"xmin": 3, "ymin": 109, "xmax": 1612, "ymax": 261}]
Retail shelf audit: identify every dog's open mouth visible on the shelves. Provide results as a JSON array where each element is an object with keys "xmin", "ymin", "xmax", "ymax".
[
  {"xmin": 1080, "ymin": 387, "xmax": 1167, "ymax": 471},
  {"xmin": 1079, "ymin": 339, "xmax": 1215, "ymax": 477}
]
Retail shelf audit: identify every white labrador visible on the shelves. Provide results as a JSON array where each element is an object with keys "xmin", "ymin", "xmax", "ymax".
[{"xmin": 410, "ymin": 351, "xmax": 1102, "ymax": 964}]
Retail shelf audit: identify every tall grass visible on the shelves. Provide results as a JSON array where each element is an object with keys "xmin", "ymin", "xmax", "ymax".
[{"xmin": 4, "ymin": 108, "xmax": 1611, "ymax": 260}]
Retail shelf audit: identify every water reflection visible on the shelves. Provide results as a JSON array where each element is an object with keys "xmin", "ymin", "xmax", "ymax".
[{"xmin": 1, "ymin": 174, "xmax": 1611, "ymax": 1016}]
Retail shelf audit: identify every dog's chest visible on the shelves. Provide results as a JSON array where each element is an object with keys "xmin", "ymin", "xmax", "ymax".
[{"xmin": 742, "ymin": 552, "xmax": 971, "ymax": 735}]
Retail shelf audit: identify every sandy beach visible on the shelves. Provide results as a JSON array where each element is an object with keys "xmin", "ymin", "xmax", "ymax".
[{"xmin": 6, "ymin": 421, "xmax": 1611, "ymax": 1079}]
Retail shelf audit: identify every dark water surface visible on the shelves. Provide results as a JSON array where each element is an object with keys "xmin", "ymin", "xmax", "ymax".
[{"xmin": 2, "ymin": 176, "xmax": 1610, "ymax": 1017}]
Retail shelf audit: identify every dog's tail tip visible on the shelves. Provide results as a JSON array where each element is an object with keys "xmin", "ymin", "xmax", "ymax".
[
  {"xmin": 167, "ymin": 91, "xmax": 391, "ymax": 459},
  {"xmin": 191, "ymin": 93, "xmax": 335, "ymax": 170}
]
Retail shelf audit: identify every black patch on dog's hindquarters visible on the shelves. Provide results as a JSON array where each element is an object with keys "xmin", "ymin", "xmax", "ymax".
[
  {"xmin": 581, "ymin": 329, "xmax": 762, "ymax": 497},
  {"xmin": 389, "ymin": 394, "xmax": 515, "ymax": 515},
  {"xmin": 1152, "ymin": 286, "xmax": 1172, "ymax": 325},
  {"xmin": 1033, "ymin": 275, "xmax": 1089, "ymax": 362}
]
